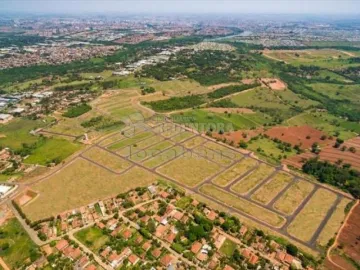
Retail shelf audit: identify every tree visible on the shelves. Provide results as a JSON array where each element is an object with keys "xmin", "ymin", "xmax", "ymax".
[
  {"xmin": 238, "ymin": 141, "xmax": 248, "ymax": 149},
  {"xmin": 286, "ymin": 244, "xmax": 298, "ymax": 256}
]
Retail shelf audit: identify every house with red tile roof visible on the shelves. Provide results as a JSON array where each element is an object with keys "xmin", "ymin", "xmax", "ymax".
[
  {"xmin": 142, "ymin": 241, "xmax": 151, "ymax": 251},
  {"xmin": 191, "ymin": 241, "xmax": 202, "ymax": 254},
  {"xmin": 160, "ymin": 254, "xmax": 174, "ymax": 267},
  {"xmin": 128, "ymin": 254, "xmax": 139, "ymax": 265},
  {"xmin": 151, "ymin": 248, "xmax": 161, "ymax": 258},
  {"xmin": 56, "ymin": 239, "xmax": 69, "ymax": 251},
  {"xmin": 122, "ymin": 229, "xmax": 132, "ymax": 239}
]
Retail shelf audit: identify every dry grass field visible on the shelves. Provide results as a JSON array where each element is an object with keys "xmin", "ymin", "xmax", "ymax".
[
  {"xmin": 157, "ymin": 154, "xmax": 221, "ymax": 187},
  {"xmin": 171, "ymin": 131, "xmax": 195, "ymax": 143},
  {"xmin": 143, "ymin": 145, "xmax": 186, "ymax": 168},
  {"xmin": 251, "ymin": 172, "xmax": 293, "ymax": 204},
  {"xmin": 212, "ymin": 158, "xmax": 258, "ymax": 186},
  {"xmin": 182, "ymin": 136, "xmax": 207, "ymax": 149},
  {"xmin": 130, "ymin": 140, "xmax": 174, "ymax": 162},
  {"xmin": 203, "ymin": 141, "xmax": 244, "ymax": 160},
  {"xmin": 82, "ymin": 147, "xmax": 132, "ymax": 173},
  {"xmin": 98, "ymin": 132, "xmax": 124, "ymax": 147},
  {"xmin": 287, "ymin": 189, "xmax": 338, "ymax": 242},
  {"xmin": 200, "ymin": 184, "xmax": 285, "ymax": 227},
  {"xmin": 22, "ymin": 158, "xmax": 158, "ymax": 221},
  {"xmin": 193, "ymin": 145, "xmax": 233, "ymax": 166},
  {"xmin": 317, "ymin": 197, "xmax": 352, "ymax": 246},
  {"xmin": 230, "ymin": 163, "xmax": 275, "ymax": 195},
  {"xmin": 273, "ymin": 180, "xmax": 315, "ymax": 215},
  {"xmin": 108, "ymin": 131, "xmax": 153, "ymax": 151},
  {"xmin": 116, "ymin": 134, "xmax": 164, "ymax": 156}
]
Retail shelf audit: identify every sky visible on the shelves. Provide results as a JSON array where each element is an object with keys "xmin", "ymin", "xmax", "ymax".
[{"xmin": 1, "ymin": 0, "xmax": 360, "ymax": 15}]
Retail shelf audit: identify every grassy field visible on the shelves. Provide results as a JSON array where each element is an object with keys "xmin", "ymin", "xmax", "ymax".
[
  {"xmin": 247, "ymin": 137, "xmax": 297, "ymax": 162},
  {"xmin": 203, "ymin": 141, "xmax": 244, "ymax": 160},
  {"xmin": 285, "ymin": 111, "xmax": 359, "ymax": 140},
  {"xmin": 149, "ymin": 79, "xmax": 210, "ymax": 96},
  {"xmin": 200, "ymin": 184, "xmax": 285, "ymax": 227},
  {"xmin": 108, "ymin": 131, "xmax": 153, "ymax": 151},
  {"xmin": 219, "ymin": 238, "xmax": 237, "ymax": 257},
  {"xmin": 317, "ymin": 198, "xmax": 352, "ymax": 247},
  {"xmin": 0, "ymin": 218, "xmax": 41, "ymax": 269},
  {"xmin": 182, "ymin": 136, "xmax": 207, "ymax": 149},
  {"xmin": 0, "ymin": 118, "xmax": 51, "ymax": 150},
  {"xmin": 157, "ymin": 155, "xmax": 221, "ymax": 187},
  {"xmin": 193, "ymin": 145, "xmax": 233, "ymax": 166},
  {"xmin": 251, "ymin": 172, "xmax": 293, "ymax": 204},
  {"xmin": 75, "ymin": 226, "xmax": 110, "ymax": 252},
  {"xmin": 129, "ymin": 140, "xmax": 174, "ymax": 162},
  {"xmin": 309, "ymin": 83, "xmax": 360, "ymax": 105},
  {"xmin": 175, "ymin": 196, "xmax": 193, "ymax": 209},
  {"xmin": 25, "ymin": 138, "xmax": 82, "ymax": 165},
  {"xmin": 82, "ymin": 146, "xmax": 132, "ymax": 173},
  {"xmin": 212, "ymin": 158, "xmax": 258, "ymax": 187},
  {"xmin": 273, "ymin": 180, "xmax": 315, "ymax": 215},
  {"xmin": 171, "ymin": 131, "xmax": 195, "ymax": 143},
  {"xmin": 263, "ymin": 49, "xmax": 359, "ymax": 69},
  {"xmin": 287, "ymin": 189, "xmax": 338, "ymax": 242},
  {"xmin": 172, "ymin": 109, "xmax": 271, "ymax": 131},
  {"xmin": 22, "ymin": 158, "xmax": 158, "ymax": 221},
  {"xmin": 116, "ymin": 134, "xmax": 164, "ymax": 156},
  {"xmin": 230, "ymin": 163, "xmax": 275, "ymax": 195},
  {"xmin": 142, "ymin": 145, "xmax": 186, "ymax": 168}
]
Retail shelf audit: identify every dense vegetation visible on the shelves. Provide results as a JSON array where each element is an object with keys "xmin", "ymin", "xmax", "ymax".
[
  {"xmin": 302, "ymin": 158, "xmax": 360, "ymax": 198},
  {"xmin": 207, "ymin": 83, "xmax": 260, "ymax": 99},
  {"xmin": 144, "ymin": 95, "xmax": 205, "ymax": 112},
  {"xmin": 62, "ymin": 103, "xmax": 91, "ymax": 118}
]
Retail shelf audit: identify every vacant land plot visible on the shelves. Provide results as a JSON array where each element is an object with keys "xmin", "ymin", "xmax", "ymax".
[
  {"xmin": 143, "ymin": 145, "xmax": 186, "ymax": 168},
  {"xmin": 261, "ymin": 78, "xmax": 286, "ymax": 90},
  {"xmin": 0, "ymin": 218, "xmax": 41, "ymax": 269},
  {"xmin": 182, "ymin": 136, "xmax": 207, "ymax": 149},
  {"xmin": 287, "ymin": 189, "xmax": 337, "ymax": 242},
  {"xmin": 317, "ymin": 198, "xmax": 352, "ymax": 246},
  {"xmin": 310, "ymin": 83, "xmax": 360, "ymax": 105},
  {"xmin": 98, "ymin": 132, "xmax": 125, "ymax": 147},
  {"xmin": 273, "ymin": 180, "xmax": 315, "ymax": 215},
  {"xmin": 82, "ymin": 147, "xmax": 132, "ymax": 173},
  {"xmin": 171, "ymin": 131, "xmax": 195, "ymax": 143},
  {"xmin": 0, "ymin": 118, "xmax": 49, "ymax": 150},
  {"xmin": 231, "ymin": 163, "xmax": 275, "ymax": 195},
  {"xmin": 116, "ymin": 134, "xmax": 164, "ymax": 156},
  {"xmin": 108, "ymin": 131, "xmax": 153, "ymax": 151},
  {"xmin": 130, "ymin": 140, "xmax": 174, "ymax": 162},
  {"xmin": 149, "ymin": 79, "xmax": 210, "ymax": 96},
  {"xmin": 285, "ymin": 111, "xmax": 359, "ymax": 140},
  {"xmin": 212, "ymin": 158, "xmax": 258, "ymax": 187},
  {"xmin": 251, "ymin": 172, "xmax": 293, "ymax": 205},
  {"xmin": 157, "ymin": 155, "xmax": 221, "ymax": 187},
  {"xmin": 219, "ymin": 238, "xmax": 237, "ymax": 257},
  {"xmin": 25, "ymin": 138, "xmax": 82, "ymax": 165},
  {"xmin": 203, "ymin": 141, "xmax": 244, "ymax": 160},
  {"xmin": 22, "ymin": 158, "xmax": 157, "ymax": 221},
  {"xmin": 75, "ymin": 226, "xmax": 110, "ymax": 252},
  {"xmin": 193, "ymin": 145, "xmax": 233, "ymax": 166},
  {"xmin": 264, "ymin": 125, "xmax": 333, "ymax": 149},
  {"xmin": 200, "ymin": 184, "xmax": 285, "ymax": 227}
]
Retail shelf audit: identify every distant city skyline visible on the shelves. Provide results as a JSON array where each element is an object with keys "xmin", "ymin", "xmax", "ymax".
[{"xmin": 1, "ymin": 0, "xmax": 360, "ymax": 15}]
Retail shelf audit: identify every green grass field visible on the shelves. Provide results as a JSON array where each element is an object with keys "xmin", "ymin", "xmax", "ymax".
[
  {"xmin": 75, "ymin": 226, "xmax": 110, "ymax": 252},
  {"xmin": 309, "ymin": 83, "xmax": 360, "ymax": 105},
  {"xmin": 219, "ymin": 238, "xmax": 237, "ymax": 256},
  {"xmin": 0, "ymin": 219, "xmax": 41, "ymax": 269},
  {"xmin": 285, "ymin": 111, "xmax": 359, "ymax": 139},
  {"xmin": 25, "ymin": 138, "xmax": 82, "ymax": 165},
  {"xmin": 0, "ymin": 118, "xmax": 51, "ymax": 150}
]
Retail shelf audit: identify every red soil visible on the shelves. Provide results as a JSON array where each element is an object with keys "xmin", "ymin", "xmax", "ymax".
[
  {"xmin": 264, "ymin": 125, "xmax": 333, "ymax": 150},
  {"xmin": 282, "ymin": 152, "xmax": 317, "ymax": 169}
]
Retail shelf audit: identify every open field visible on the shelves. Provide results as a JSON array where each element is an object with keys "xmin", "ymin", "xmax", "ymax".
[
  {"xmin": 192, "ymin": 145, "xmax": 233, "ymax": 166},
  {"xmin": 285, "ymin": 111, "xmax": 360, "ymax": 140},
  {"xmin": 219, "ymin": 238, "xmax": 237, "ymax": 257},
  {"xmin": 75, "ymin": 226, "xmax": 110, "ymax": 252},
  {"xmin": 273, "ymin": 180, "xmax": 315, "ymax": 215},
  {"xmin": 149, "ymin": 79, "xmax": 210, "ymax": 96},
  {"xmin": 82, "ymin": 146, "xmax": 132, "ymax": 173},
  {"xmin": 200, "ymin": 184, "xmax": 285, "ymax": 227},
  {"xmin": 212, "ymin": 158, "xmax": 258, "ymax": 186},
  {"xmin": 264, "ymin": 125, "xmax": 333, "ymax": 149},
  {"xmin": 182, "ymin": 136, "xmax": 207, "ymax": 149},
  {"xmin": 157, "ymin": 154, "xmax": 221, "ymax": 187},
  {"xmin": 142, "ymin": 145, "xmax": 186, "ymax": 168},
  {"xmin": 108, "ymin": 131, "xmax": 153, "ymax": 151},
  {"xmin": 25, "ymin": 138, "xmax": 82, "ymax": 165},
  {"xmin": 287, "ymin": 189, "xmax": 338, "ymax": 242},
  {"xmin": 230, "ymin": 163, "xmax": 275, "ymax": 195},
  {"xmin": 203, "ymin": 141, "xmax": 244, "ymax": 160},
  {"xmin": 263, "ymin": 49, "xmax": 359, "ymax": 69},
  {"xmin": 310, "ymin": 83, "xmax": 360, "ymax": 105},
  {"xmin": 251, "ymin": 172, "xmax": 293, "ymax": 205},
  {"xmin": 22, "ymin": 158, "xmax": 158, "ymax": 221},
  {"xmin": 0, "ymin": 218, "xmax": 40, "ymax": 269},
  {"xmin": 129, "ymin": 140, "xmax": 174, "ymax": 162},
  {"xmin": 317, "ymin": 197, "xmax": 352, "ymax": 246},
  {"xmin": 116, "ymin": 134, "xmax": 164, "ymax": 156},
  {"xmin": 0, "ymin": 118, "xmax": 50, "ymax": 150},
  {"xmin": 171, "ymin": 131, "xmax": 195, "ymax": 143}
]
